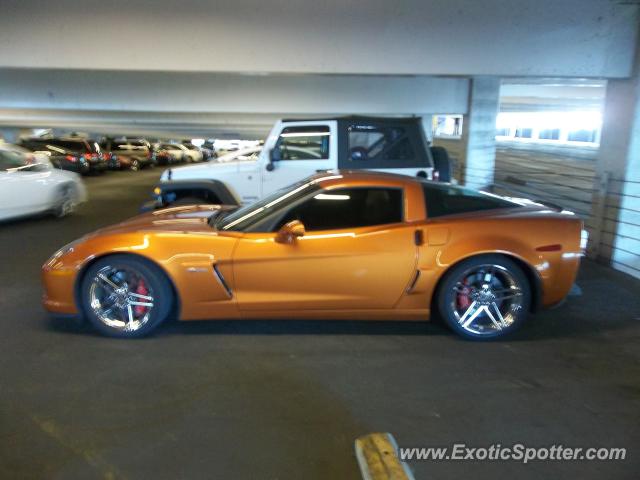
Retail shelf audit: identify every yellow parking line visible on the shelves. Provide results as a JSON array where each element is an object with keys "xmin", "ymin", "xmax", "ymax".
[{"xmin": 355, "ymin": 433, "xmax": 415, "ymax": 480}]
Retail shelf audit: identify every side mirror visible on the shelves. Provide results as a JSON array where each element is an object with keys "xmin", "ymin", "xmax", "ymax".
[{"xmin": 276, "ymin": 220, "xmax": 305, "ymax": 244}]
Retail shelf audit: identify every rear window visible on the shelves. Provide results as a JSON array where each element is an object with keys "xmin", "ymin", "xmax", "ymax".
[
  {"xmin": 348, "ymin": 125, "xmax": 414, "ymax": 163},
  {"xmin": 422, "ymin": 184, "xmax": 520, "ymax": 218},
  {"xmin": 50, "ymin": 139, "xmax": 89, "ymax": 152}
]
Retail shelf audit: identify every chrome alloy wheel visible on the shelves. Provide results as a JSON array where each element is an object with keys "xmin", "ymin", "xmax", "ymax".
[
  {"xmin": 89, "ymin": 265, "xmax": 155, "ymax": 332},
  {"xmin": 450, "ymin": 264, "xmax": 524, "ymax": 336}
]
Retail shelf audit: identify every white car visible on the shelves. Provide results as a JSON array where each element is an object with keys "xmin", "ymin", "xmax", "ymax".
[
  {"xmin": 0, "ymin": 141, "xmax": 51, "ymax": 166},
  {"xmin": 157, "ymin": 143, "xmax": 202, "ymax": 163},
  {"xmin": 156, "ymin": 143, "xmax": 185, "ymax": 163},
  {"xmin": 0, "ymin": 148, "xmax": 87, "ymax": 221},
  {"xmin": 180, "ymin": 143, "xmax": 204, "ymax": 163}
]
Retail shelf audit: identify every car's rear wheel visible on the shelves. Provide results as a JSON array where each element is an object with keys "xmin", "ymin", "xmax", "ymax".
[
  {"xmin": 80, "ymin": 255, "xmax": 173, "ymax": 338},
  {"xmin": 53, "ymin": 184, "xmax": 77, "ymax": 218},
  {"xmin": 437, "ymin": 255, "xmax": 530, "ymax": 340}
]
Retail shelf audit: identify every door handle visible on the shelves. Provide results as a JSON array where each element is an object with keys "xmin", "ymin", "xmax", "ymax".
[{"xmin": 414, "ymin": 229, "xmax": 424, "ymax": 246}]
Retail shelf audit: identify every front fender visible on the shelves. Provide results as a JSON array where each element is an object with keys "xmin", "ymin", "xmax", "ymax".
[{"xmin": 42, "ymin": 232, "xmax": 240, "ymax": 319}]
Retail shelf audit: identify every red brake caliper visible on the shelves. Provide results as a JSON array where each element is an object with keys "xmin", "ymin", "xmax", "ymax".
[
  {"xmin": 134, "ymin": 279, "xmax": 148, "ymax": 317},
  {"xmin": 457, "ymin": 278, "xmax": 471, "ymax": 310}
]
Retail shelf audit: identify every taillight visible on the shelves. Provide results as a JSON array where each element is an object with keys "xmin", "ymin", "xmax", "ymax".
[{"xmin": 65, "ymin": 155, "xmax": 77, "ymax": 162}]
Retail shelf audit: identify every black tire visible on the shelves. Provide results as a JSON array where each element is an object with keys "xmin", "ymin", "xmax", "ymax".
[
  {"xmin": 436, "ymin": 254, "xmax": 531, "ymax": 341},
  {"xmin": 80, "ymin": 255, "xmax": 174, "ymax": 338},
  {"xmin": 171, "ymin": 196, "xmax": 203, "ymax": 206},
  {"xmin": 430, "ymin": 146, "xmax": 452, "ymax": 182}
]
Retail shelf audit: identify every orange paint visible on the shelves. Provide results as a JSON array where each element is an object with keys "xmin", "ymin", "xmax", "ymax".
[{"xmin": 42, "ymin": 172, "xmax": 582, "ymax": 322}]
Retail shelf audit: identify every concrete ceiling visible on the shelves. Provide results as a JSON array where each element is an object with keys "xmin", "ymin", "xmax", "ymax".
[
  {"xmin": 2, "ymin": 0, "xmax": 638, "ymax": 78},
  {"xmin": 0, "ymin": 0, "xmax": 635, "ymax": 139}
]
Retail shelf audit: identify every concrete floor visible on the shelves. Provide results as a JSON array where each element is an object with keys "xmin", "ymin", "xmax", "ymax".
[{"xmin": 0, "ymin": 169, "xmax": 639, "ymax": 479}]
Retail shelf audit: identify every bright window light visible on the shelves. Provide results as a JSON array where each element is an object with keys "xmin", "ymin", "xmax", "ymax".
[
  {"xmin": 314, "ymin": 193, "xmax": 350, "ymax": 201},
  {"xmin": 496, "ymin": 111, "xmax": 602, "ymax": 131}
]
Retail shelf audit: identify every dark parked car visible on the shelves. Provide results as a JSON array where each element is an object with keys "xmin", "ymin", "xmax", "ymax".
[
  {"xmin": 20, "ymin": 137, "xmax": 108, "ymax": 174},
  {"xmin": 100, "ymin": 138, "xmax": 155, "ymax": 171}
]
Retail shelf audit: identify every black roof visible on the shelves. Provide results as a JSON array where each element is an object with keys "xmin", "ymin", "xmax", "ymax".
[{"xmin": 281, "ymin": 115, "xmax": 422, "ymax": 124}]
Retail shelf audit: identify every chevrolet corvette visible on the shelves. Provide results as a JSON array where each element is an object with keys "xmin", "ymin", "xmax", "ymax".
[{"xmin": 42, "ymin": 171, "xmax": 584, "ymax": 340}]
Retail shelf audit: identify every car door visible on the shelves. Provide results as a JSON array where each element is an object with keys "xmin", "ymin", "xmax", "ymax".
[
  {"xmin": 260, "ymin": 121, "xmax": 337, "ymax": 197},
  {"xmin": 232, "ymin": 186, "xmax": 417, "ymax": 311},
  {"xmin": 0, "ymin": 151, "xmax": 52, "ymax": 219}
]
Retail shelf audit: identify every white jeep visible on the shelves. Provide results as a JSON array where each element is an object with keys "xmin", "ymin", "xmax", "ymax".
[{"xmin": 147, "ymin": 116, "xmax": 452, "ymax": 209}]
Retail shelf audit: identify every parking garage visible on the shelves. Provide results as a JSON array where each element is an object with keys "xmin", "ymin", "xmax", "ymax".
[{"xmin": 1, "ymin": 1, "xmax": 639, "ymax": 479}]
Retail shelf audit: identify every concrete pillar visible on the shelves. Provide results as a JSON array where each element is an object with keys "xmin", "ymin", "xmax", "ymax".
[
  {"xmin": 459, "ymin": 77, "xmax": 501, "ymax": 190},
  {"xmin": 590, "ymin": 47, "xmax": 640, "ymax": 279}
]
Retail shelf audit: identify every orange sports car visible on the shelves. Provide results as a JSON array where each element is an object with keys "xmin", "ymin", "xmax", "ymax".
[{"xmin": 42, "ymin": 171, "xmax": 584, "ymax": 340}]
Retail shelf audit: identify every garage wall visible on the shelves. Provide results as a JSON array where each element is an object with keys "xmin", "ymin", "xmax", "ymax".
[
  {"xmin": 602, "ymin": 177, "xmax": 640, "ymax": 279},
  {"xmin": 1, "ymin": 0, "xmax": 637, "ymax": 78}
]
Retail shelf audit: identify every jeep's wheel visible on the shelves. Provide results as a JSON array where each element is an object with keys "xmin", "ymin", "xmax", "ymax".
[
  {"xmin": 80, "ymin": 255, "xmax": 173, "ymax": 338},
  {"xmin": 437, "ymin": 255, "xmax": 530, "ymax": 340}
]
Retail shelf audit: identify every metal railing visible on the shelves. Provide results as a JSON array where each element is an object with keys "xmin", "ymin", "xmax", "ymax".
[{"xmin": 433, "ymin": 138, "xmax": 640, "ymax": 279}]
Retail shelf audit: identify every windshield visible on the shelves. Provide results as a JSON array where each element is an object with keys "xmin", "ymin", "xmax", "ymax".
[
  {"xmin": 216, "ymin": 179, "xmax": 320, "ymax": 231},
  {"xmin": 0, "ymin": 150, "xmax": 28, "ymax": 170}
]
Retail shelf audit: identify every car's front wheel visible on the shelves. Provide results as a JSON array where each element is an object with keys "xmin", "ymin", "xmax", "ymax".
[
  {"xmin": 80, "ymin": 255, "xmax": 174, "ymax": 338},
  {"xmin": 437, "ymin": 255, "xmax": 531, "ymax": 340}
]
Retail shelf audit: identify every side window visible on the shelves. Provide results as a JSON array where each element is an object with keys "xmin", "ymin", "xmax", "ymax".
[
  {"xmin": 348, "ymin": 125, "xmax": 414, "ymax": 163},
  {"xmin": 276, "ymin": 188, "xmax": 403, "ymax": 231},
  {"xmin": 422, "ymin": 184, "xmax": 519, "ymax": 218},
  {"xmin": 274, "ymin": 126, "xmax": 330, "ymax": 161}
]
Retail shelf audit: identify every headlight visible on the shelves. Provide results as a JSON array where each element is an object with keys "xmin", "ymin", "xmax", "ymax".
[{"xmin": 44, "ymin": 238, "xmax": 83, "ymax": 268}]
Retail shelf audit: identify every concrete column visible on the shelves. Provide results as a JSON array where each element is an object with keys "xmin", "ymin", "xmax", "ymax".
[
  {"xmin": 460, "ymin": 77, "xmax": 501, "ymax": 190},
  {"xmin": 590, "ymin": 53, "xmax": 640, "ymax": 279}
]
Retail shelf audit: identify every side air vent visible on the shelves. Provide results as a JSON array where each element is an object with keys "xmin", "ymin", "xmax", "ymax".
[
  {"xmin": 213, "ymin": 264, "xmax": 233, "ymax": 298},
  {"xmin": 406, "ymin": 270, "xmax": 421, "ymax": 294}
]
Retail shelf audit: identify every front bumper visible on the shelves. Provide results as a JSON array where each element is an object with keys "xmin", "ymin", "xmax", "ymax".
[
  {"xmin": 89, "ymin": 161, "xmax": 108, "ymax": 172},
  {"xmin": 42, "ymin": 262, "xmax": 79, "ymax": 315}
]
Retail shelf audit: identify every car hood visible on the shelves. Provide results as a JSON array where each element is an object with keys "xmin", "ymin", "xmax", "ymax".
[
  {"xmin": 161, "ymin": 160, "xmax": 255, "ymax": 181},
  {"xmin": 90, "ymin": 204, "xmax": 238, "ymax": 236}
]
